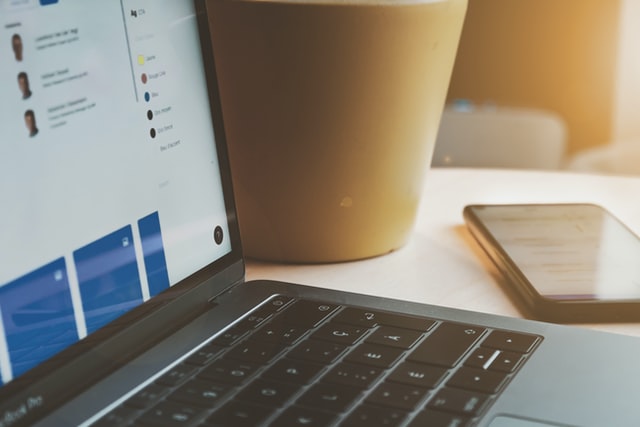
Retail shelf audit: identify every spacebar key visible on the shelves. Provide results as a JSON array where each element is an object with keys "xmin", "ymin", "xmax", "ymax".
[{"xmin": 407, "ymin": 322, "xmax": 485, "ymax": 368}]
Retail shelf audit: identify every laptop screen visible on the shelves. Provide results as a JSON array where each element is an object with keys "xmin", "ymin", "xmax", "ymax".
[{"xmin": 0, "ymin": 0, "xmax": 232, "ymax": 387}]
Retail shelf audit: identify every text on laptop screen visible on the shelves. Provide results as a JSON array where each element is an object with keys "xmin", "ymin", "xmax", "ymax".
[{"xmin": 0, "ymin": 0, "xmax": 231, "ymax": 386}]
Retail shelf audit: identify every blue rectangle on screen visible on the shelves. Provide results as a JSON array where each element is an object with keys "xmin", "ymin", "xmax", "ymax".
[
  {"xmin": 39, "ymin": 0, "xmax": 59, "ymax": 5},
  {"xmin": 0, "ymin": 258, "xmax": 78, "ymax": 380},
  {"xmin": 74, "ymin": 226, "xmax": 142, "ymax": 334},
  {"xmin": 138, "ymin": 211, "xmax": 170, "ymax": 297}
]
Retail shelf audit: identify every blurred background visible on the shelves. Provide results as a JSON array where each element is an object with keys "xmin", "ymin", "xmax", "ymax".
[{"xmin": 432, "ymin": 0, "xmax": 640, "ymax": 175}]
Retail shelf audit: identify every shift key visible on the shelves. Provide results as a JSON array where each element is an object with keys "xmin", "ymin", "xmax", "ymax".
[{"xmin": 407, "ymin": 322, "xmax": 485, "ymax": 367}]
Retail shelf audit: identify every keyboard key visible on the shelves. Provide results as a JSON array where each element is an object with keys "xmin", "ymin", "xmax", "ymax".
[
  {"xmin": 387, "ymin": 361, "xmax": 447, "ymax": 389},
  {"xmin": 344, "ymin": 343, "xmax": 404, "ymax": 368},
  {"xmin": 92, "ymin": 405, "xmax": 140, "ymax": 427},
  {"xmin": 279, "ymin": 300, "xmax": 340, "ymax": 327},
  {"xmin": 428, "ymin": 387, "xmax": 489, "ymax": 417},
  {"xmin": 366, "ymin": 382, "xmax": 429, "ymax": 411},
  {"xmin": 198, "ymin": 359, "xmax": 258, "ymax": 385},
  {"xmin": 288, "ymin": 339, "xmax": 346, "ymax": 364},
  {"xmin": 211, "ymin": 298, "xmax": 293, "ymax": 347},
  {"xmin": 236, "ymin": 378, "xmax": 300, "ymax": 407},
  {"xmin": 262, "ymin": 358, "xmax": 325, "ymax": 385},
  {"xmin": 311, "ymin": 322, "xmax": 368, "ymax": 345},
  {"xmin": 225, "ymin": 339, "xmax": 288, "ymax": 364},
  {"xmin": 270, "ymin": 405, "xmax": 336, "ymax": 427},
  {"xmin": 490, "ymin": 351, "xmax": 525, "ymax": 373},
  {"xmin": 207, "ymin": 401, "xmax": 274, "ymax": 426},
  {"xmin": 252, "ymin": 320, "xmax": 307, "ymax": 345},
  {"xmin": 332, "ymin": 308, "xmax": 381, "ymax": 328},
  {"xmin": 465, "ymin": 348, "xmax": 523, "ymax": 373},
  {"xmin": 464, "ymin": 347, "xmax": 499, "ymax": 370},
  {"xmin": 266, "ymin": 295, "xmax": 295, "ymax": 311},
  {"xmin": 408, "ymin": 322, "xmax": 485, "ymax": 367},
  {"xmin": 250, "ymin": 295, "xmax": 295, "ymax": 317},
  {"xmin": 169, "ymin": 379, "xmax": 230, "ymax": 408},
  {"xmin": 343, "ymin": 404, "xmax": 407, "ymax": 427},
  {"xmin": 233, "ymin": 308, "xmax": 274, "ymax": 332},
  {"xmin": 376, "ymin": 313, "xmax": 437, "ymax": 332},
  {"xmin": 137, "ymin": 401, "xmax": 204, "ymax": 426},
  {"xmin": 334, "ymin": 308, "xmax": 436, "ymax": 331},
  {"xmin": 322, "ymin": 362, "xmax": 383, "ymax": 389},
  {"xmin": 447, "ymin": 367, "xmax": 507, "ymax": 394},
  {"xmin": 407, "ymin": 409, "xmax": 471, "ymax": 427},
  {"xmin": 366, "ymin": 326, "xmax": 422, "ymax": 349},
  {"xmin": 482, "ymin": 330, "xmax": 540, "ymax": 353},
  {"xmin": 297, "ymin": 383, "xmax": 361, "ymax": 413},
  {"xmin": 156, "ymin": 364, "xmax": 198, "ymax": 387},
  {"xmin": 183, "ymin": 344, "xmax": 225, "ymax": 367},
  {"xmin": 211, "ymin": 326, "xmax": 248, "ymax": 346}
]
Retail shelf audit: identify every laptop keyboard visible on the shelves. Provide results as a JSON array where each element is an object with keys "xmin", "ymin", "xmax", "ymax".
[{"xmin": 94, "ymin": 296, "xmax": 541, "ymax": 427}]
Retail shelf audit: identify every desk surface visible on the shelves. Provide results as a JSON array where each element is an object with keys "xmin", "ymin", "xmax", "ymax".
[{"xmin": 246, "ymin": 168, "xmax": 640, "ymax": 337}]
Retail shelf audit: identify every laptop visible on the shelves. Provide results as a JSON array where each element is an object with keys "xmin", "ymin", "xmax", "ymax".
[{"xmin": 2, "ymin": 1, "xmax": 640, "ymax": 426}]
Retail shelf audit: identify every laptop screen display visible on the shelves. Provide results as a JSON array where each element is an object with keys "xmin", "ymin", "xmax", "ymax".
[{"xmin": 0, "ymin": 0, "xmax": 231, "ymax": 386}]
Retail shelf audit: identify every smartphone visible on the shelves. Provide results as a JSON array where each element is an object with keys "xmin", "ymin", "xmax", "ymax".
[{"xmin": 463, "ymin": 203, "xmax": 640, "ymax": 322}]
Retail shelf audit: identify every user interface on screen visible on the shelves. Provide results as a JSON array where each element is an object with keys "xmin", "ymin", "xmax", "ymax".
[
  {"xmin": 471, "ymin": 204, "xmax": 640, "ymax": 301},
  {"xmin": 0, "ymin": 0, "xmax": 231, "ymax": 386}
]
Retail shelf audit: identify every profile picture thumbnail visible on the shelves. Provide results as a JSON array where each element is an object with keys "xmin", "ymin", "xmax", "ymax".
[
  {"xmin": 18, "ymin": 72, "xmax": 32, "ymax": 100},
  {"xmin": 12, "ymin": 34, "xmax": 23, "ymax": 62},
  {"xmin": 24, "ymin": 110, "xmax": 39, "ymax": 137}
]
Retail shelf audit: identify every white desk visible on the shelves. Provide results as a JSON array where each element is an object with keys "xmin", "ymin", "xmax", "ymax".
[{"xmin": 246, "ymin": 168, "xmax": 640, "ymax": 337}]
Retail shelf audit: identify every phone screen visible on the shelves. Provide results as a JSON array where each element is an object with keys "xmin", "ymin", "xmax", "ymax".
[{"xmin": 466, "ymin": 204, "xmax": 640, "ymax": 301}]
